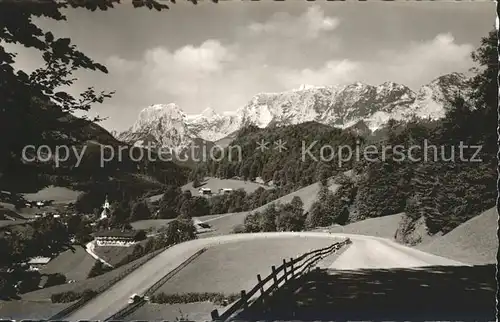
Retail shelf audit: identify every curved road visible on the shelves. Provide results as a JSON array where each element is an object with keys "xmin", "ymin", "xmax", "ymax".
[
  {"xmin": 65, "ymin": 232, "xmax": 467, "ymax": 321},
  {"xmin": 324, "ymin": 234, "xmax": 468, "ymax": 270}
]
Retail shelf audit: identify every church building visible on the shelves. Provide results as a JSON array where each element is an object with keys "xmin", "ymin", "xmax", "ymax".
[{"xmin": 99, "ymin": 195, "xmax": 111, "ymax": 220}]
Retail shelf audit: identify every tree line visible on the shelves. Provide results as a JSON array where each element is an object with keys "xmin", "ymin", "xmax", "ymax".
[
  {"xmin": 231, "ymin": 29, "xmax": 497, "ymax": 238},
  {"xmin": 1, "ymin": 0, "xmax": 190, "ymax": 195},
  {"xmin": 237, "ymin": 196, "xmax": 305, "ymax": 233},
  {"xmin": 318, "ymin": 30, "xmax": 498, "ymax": 237},
  {"xmin": 190, "ymin": 122, "xmax": 362, "ymax": 191},
  {"xmin": 0, "ymin": 214, "xmax": 94, "ymax": 297},
  {"xmin": 237, "ymin": 175, "xmax": 357, "ymax": 234}
]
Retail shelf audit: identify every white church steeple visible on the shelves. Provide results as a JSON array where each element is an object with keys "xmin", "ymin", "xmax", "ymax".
[{"xmin": 100, "ymin": 195, "xmax": 111, "ymax": 220}]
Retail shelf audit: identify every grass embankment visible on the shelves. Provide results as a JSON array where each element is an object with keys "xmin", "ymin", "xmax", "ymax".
[
  {"xmin": 416, "ymin": 207, "xmax": 497, "ymax": 265},
  {"xmin": 20, "ymin": 248, "xmax": 165, "ymax": 301},
  {"xmin": 152, "ymin": 237, "xmax": 340, "ymax": 295},
  {"xmin": 40, "ymin": 246, "xmax": 96, "ymax": 281}
]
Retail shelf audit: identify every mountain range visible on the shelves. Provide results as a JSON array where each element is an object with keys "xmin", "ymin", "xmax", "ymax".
[{"xmin": 117, "ymin": 72, "xmax": 468, "ymax": 151}]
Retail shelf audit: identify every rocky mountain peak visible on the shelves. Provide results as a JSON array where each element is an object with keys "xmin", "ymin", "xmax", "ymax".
[
  {"xmin": 196, "ymin": 107, "xmax": 217, "ymax": 119},
  {"xmin": 118, "ymin": 73, "xmax": 468, "ymax": 151}
]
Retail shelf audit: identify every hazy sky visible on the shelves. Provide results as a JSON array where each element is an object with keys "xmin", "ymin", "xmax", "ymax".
[{"xmin": 12, "ymin": 1, "xmax": 495, "ymax": 131}]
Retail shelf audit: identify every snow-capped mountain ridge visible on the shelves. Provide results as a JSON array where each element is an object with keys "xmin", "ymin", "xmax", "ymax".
[
  {"xmin": 119, "ymin": 103, "xmax": 241, "ymax": 150},
  {"xmin": 118, "ymin": 72, "xmax": 468, "ymax": 150}
]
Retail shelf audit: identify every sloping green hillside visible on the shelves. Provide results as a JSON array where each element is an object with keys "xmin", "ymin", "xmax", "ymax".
[{"xmin": 416, "ymin": 207, "xmax": 498, "ymax": 264}]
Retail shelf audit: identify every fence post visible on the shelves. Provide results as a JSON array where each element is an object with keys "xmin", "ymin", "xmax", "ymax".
[
  {"xmin": 211, "ymin": 309, "xmax": 219, "ymax": 320},
  {"xmin": 241, "ymin": 290, "xmax": 248, "ymax": 309},
  {"xmin": 271, "ymin": 265, "xmax": 278, "ymax": 286},
  {"xmin": 283, "ymin": 259, "xmax": 288, "ymax": 282},
  {"xmin": 257, "ymin": 274, "xmax": 264, "ymax": 296},
  {"xmin": 290, "ymin": 258, "xmax": 295, "ymax": 279}
]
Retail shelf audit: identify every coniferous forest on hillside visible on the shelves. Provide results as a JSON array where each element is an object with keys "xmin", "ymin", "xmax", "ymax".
[
  {"xmin": 0, "ymin": 0, "xmax": 497, "ymax": 308},
  {"xmin": 190, "ymin": 30, "xmax": 498, "ymax": 238}
]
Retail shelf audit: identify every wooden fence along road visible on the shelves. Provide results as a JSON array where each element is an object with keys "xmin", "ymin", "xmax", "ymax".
[
  {"xmin": 44, "ymin": 237, "xmax": 350, "ymax": 322},
  {"xmin": 211, "ymin": 238, "xmax": 352, "ymax": 322}
]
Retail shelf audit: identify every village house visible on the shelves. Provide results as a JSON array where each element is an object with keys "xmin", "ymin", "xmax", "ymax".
[
  {"xmin": 26, "ymin": 256, "xmax": 51, "ymax": 271},
  {"xmin": 198, "ymin": 187, "xmax": 212, "ymax": 196},
  {"xmin": 93, "ymin": 229, "xmax": 139, "ymax": 247},
  {"xmin": 219, "ymin": 188, "xmax": 233, "ymax": 195}
]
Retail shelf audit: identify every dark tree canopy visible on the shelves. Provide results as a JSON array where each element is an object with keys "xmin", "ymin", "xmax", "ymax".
[
  {"xmin": 0, "ymin": 0, "xmax": 191, "ymax": 182},
  {"xmin": 0, "ymin": 0, "xmax": 210, "ymax": 298}
]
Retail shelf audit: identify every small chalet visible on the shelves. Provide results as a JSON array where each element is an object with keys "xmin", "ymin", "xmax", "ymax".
[
  {"xmin": 219, "ymin": 188, "xmax": 233, "ymax": 195},
  {"xmin": 93, "ymin": 229, "xmax": 139, "ymax": 247},
  {"xmin": 199, "ymin": 187, "xmax": 212, "ymax": 196},
  {"xmin": 27, "ymin": 256, "xmax": 51, "ymax": 270}
]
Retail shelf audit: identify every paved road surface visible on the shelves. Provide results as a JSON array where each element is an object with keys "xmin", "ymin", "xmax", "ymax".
[
  {"xmin": 65, "ymin": 232, "xmax": 467, "ymax": 321},
  {"xmin": 324, "ymin": 235, "xmax": 467, "ymax": 270}
]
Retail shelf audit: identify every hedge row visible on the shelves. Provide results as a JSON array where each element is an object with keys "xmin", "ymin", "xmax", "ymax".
[
  {"xmin": 150, "ymin": 292, "xmax": 239, "ymax": 306},
  {"xmin": 51, "ymin": 289, "xmax": 97, "ymax": 303}
]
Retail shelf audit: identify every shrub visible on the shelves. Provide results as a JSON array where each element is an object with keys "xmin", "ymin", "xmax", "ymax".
[
  {"xmin": 243, "ymin": 198, "xmax": 305, "ymax": 233},
  {"xmin": 87, "ymin": 260, "xmax": 113, "ymax": 278},
  {"xmin": 0, "ymin": 275, "xmax": 15, "ymax": 299},
  {"xmin": 0, "ymin": 276, "xmax": 8, "ymax": 295},
  {"xmin": 51, "ymin": 288, "xmax": 97, "ymax": 303},
  {"xmin": 134, "ymin": 230, "xmax": 147, "ymax": 241},
  {"xmin": 16, "ymin": 273, "xmax": 41, "ymax": 294},
  {"xmin": 164, "ymin": 217, "xmax": 197, "ymax": 245},
  {"xmin": 192, "ymin": 177, "xmax": 202, "ymax": 188},
  {"xmin": 75, "ymin": 191, "xmax": 103, "ymax": 215},
  {"xmin": 51, "ymin": 291, "xmax": 80, "ymax": 303},
  {"xmin": 81, "ymin": 289, "xmax": 97, "ymax": 300},
  {"xmin": 130, "ymin": 199, "xmax": 152, "ymax": 221},
  {"xmin": 45, "ymin": 273, "xmax": 67, "ymax": 288}
]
